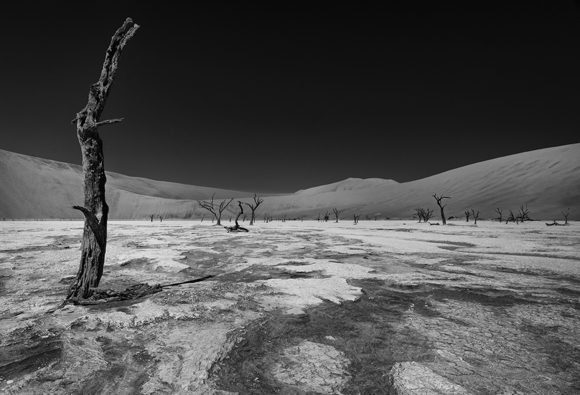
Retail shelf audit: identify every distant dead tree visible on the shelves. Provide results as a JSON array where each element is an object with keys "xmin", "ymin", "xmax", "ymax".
[
  {"xmin": 242, "ymin": 194, "xmax": 264, "ymax": 225},
  {"xmin": 432, "ymin": 194, "xmax": 451, "ymax": 225},
  {"xmin": 67, "ymin": 18, "xmax": 139, "ymax": 300},
  {"xmin": 517, "ymin": 205, "xmax": 531, "ymax": 222},
  {"xmin": 423, "ymin": 208, "xmax": 435, "ymax": 222},
  {"xmin": 464, "ymin": 210, "xmax": 471, "ymax": 222},
  {"xmin": 200, "ymin": 214, "xmax": 205, "ymax": 222},
  {"xmin": 333, "ymin": 208, "xmax": 342, "ymax": 223},
  {"xmin": 562, "ymin": 208, "xmax": 571, "ymax": 225},
  {"xmin": 413, "ymin": 207, "xmax": 425, "ymax": 222},
  {"xmin": 365, "ymin": 215, "xmax": 371, "ymax": 221},
  {"xmin": 494, "ymin": 208, "xmax": 504, "ymax": 223},
  {"xmin": 242, "ymin": 214, "xmax": 247, "ymax": 222},
  {"xmin": 323, "ymin": 211, "xmax": 331, "ymax": 222},
  {"xmin": 149, "ymin": 214, "xmax": 154, "ymax": 222},
  {"xmin": 471, "ymin": 209, "xmax": 480, "ymax": 225},
  {"xmin": 197, "ymin": 193, "xmax": 234, "ymax": 226},
  {"xmin": 353, "ymin": 214, "xmax": 361, "ymax": 225},
  {"xmin": 159, "ymin": 215, "xmax": 163, "ymax": 222},
  {"xmin": 506, "ymin": 210, "xmax": 518, "ymax": 224},
  {"xmin": 316, "ymin": 213, "xmax": 321, "ymax": 222},
  {"xmin": 225, "ymin": 202, "xmax": 249, "ymax": 233}
]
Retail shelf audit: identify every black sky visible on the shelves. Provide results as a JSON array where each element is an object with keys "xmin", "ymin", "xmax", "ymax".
[{"xmin": 1, "ymin": 2, "xmax": 579, "ymax": 193}]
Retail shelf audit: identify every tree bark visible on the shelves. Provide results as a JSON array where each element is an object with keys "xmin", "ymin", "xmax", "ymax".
[{"xmin": 67, "ymin": 18, "xmax": 139, "ymax": 299}]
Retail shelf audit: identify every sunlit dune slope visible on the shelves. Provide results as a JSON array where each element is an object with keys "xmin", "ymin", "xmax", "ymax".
[
  {"xmin": 256, "ymin": 143, "xmax": 580, "ymax": 220},
  {"xmin": 1, "ymin": 144, "xmax": 579, "ymax": 220}
]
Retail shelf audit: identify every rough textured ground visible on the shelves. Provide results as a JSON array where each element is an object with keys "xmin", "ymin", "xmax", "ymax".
[{"xmin": 0, "ymin": 220, "xmax": 579, "ymax": 394}]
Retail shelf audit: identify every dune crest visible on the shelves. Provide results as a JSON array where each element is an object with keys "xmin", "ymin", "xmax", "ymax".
[{"xmin": 1, "ymin": 144, "xmax": 579, "ymax": 220}]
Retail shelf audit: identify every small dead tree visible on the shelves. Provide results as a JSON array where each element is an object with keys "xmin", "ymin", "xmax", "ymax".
[
  {"xmin": 506, "ymin": 210, "xmax": 518, "ymax": 224},
  {"xmin": 464, "ymin": 210, "xmax": 471, "ymax": 222},
  {"xmin": 242, "ymin": 194, "xmax": 264, "ymax": 225},
  {"xmin": 353, "ymin": 214, "xmax": 361, "ymax": 225},
  {"xmin": 413, "ymin": 207, "xmax": 425, "ymax": 222},
  {"xmin": 432, "ymin": 194, "xmax": 451, "ymax": 225},
  {"xmin": 316, "ymin": 213, "xmax": 321, "ymax": 222},
  {"xmin": 68, "ymin": 18, "xmax": 139, "ymax": 300},
  {"xmin": 159, "ymin": 215, "xmax": 163, "ymax": 222},
  {"xmin": 494, "ymin": 208, "xmax": 503, "ymax": 223},
  {"xmin": 333, "ymin": 208, "xmax": 342, "ymax": 223},
  {"xmin": 149, "ymin": 214, "xmax": 154, "ymax": 222},
  {"xmin": 197, "ymin": 193, "xmax": 234, "ymax": 226},
  {"xmin": 225, "ymin": 202, "xmax": 249, "ymax": 233},
  {"xmin": 562, "ymin": 208, "xmax": 570, "ymax": 225},
  {"xmin": 517, "ymin": 205, "xmax": 531, "ymax": 222},
  {"xmin": 323, "ymin": 211, "xmax": 331, "ymax": 222},
  {"xmin": 423, "ymin": 208, "xmax": 435, "ymax": 222},
  {"xmin": 471, "ymin": 209, "xmax": 480, "ymax": 225}
]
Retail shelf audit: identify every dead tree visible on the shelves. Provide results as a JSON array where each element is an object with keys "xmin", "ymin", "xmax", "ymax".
[
  {"xmin": 413, "ymin": 207, "xmax": 425, "ymax": 222},
  {"xmin": 423, "ymin": 208, "xmax": 435, "ymax": 222},
  {"xmin": 316, "ymin": 213, "xmax": 321, "ymax": 222},
  {"xmin": 323, "ymin": 211, "xmax": 331, "ymax": 222},
  {"xmin": 562, "ymin": 208, "xmax": 571, "ymax": 225},
  {"xmin": 506, "ymin": 210, "xmax": 519, "ymax": 224},
  {"xmin": 517, "ymin": 205, "xmax": 531, "ymax": 222},
  {"xmin": 149, "ymin": 214, "xmax": 154, "ymax": 222},
  {"xmin": 68, "ymin": 18, "xmax": 139, "ymax": 300},
  {"xmin": 197, "ymin": 193, "xmax": 234, "ymax": 226},
  {"xmin": 159, "ymin": 215, "xmax": 163, "ymax": 222},
  {"xmin": 464, "ymin": 210, "xmax": 471, "ymax": 222},
  {"xmin": 471, "ymin": 209, "xmax": 480, "ymax": 225},
  {"xmin": 333, "ymin": 208, "xmax": 342, "ymax": 223},
  {"xmin": 241, "ymin": 194, "xmax": 264, "ymax": 225},
  {"xmin": 353, "ymin": 214, "xmax": 361, "ymax": 225},
  {"xmin": 225, "ymin": 202, "xmax": 249, "ymax": 232},
  {"xmin": 494, "ymin": 208, "xmax": 503, "ymax": 223},
  {"xmin": 432, "ymin": 194, "xmax": 451, "ymax": 225}
]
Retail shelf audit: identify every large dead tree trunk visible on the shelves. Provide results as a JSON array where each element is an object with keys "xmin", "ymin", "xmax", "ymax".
[{"xmin": 67, "ymin": 18, "xmax": 139, "ymax": 299}]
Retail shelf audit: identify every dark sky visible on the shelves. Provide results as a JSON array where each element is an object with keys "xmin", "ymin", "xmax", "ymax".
[{"xmin": 1, "ymin": 2, "xmax": 579, "ymax": 193}]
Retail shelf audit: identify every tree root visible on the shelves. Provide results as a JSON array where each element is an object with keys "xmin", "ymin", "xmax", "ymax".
[{"xmin": 47, "ymin": 275, "xmax": 215, "ymax": 313}]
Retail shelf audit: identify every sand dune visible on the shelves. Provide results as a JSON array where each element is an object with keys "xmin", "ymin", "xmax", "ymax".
[{"xmin": 1, "ymin": 144, "xmax": 579, "ymax": 220}]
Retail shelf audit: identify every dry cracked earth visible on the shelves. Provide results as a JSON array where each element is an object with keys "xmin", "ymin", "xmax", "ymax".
[{"xmin": 0, "ymin": 220, "xmax": 579, "ymax": 394}]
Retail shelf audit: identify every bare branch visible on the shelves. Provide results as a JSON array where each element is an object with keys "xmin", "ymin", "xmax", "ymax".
[{"xmin": 96, "ymin": 118, "xmax": 124, "ymax": 127}]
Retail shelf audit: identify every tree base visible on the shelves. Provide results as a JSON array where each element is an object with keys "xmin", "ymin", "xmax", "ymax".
[{"xmin": 225, "ymin": 225, "xmax": 249, "ymax": 233}]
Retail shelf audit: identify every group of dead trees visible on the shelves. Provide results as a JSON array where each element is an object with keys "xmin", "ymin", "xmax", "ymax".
[
  {"xmin": 490, "ymin": 205, "xmax": 532, "ymax": 224},
  {"xmin": 197, "ymin": 193, "xmax": 264, "ymax": 229},
  {"xmin": 413, "ymin": 207, "xmax": 435, "ymax": 222},
  {"xmin": 464, "ymin": 209, "xmax": 481, "ymax": 224}
]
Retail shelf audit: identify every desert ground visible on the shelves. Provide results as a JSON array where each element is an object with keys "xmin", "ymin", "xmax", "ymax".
[{"xmin": 0, "ymin": 219, "xmax": 579, "ymax": 394}]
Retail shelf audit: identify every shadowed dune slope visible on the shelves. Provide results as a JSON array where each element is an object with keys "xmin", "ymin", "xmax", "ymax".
[
  {"xmin": 1, "ymin": 144, "xmax": 579, "ymax": 220},
  {"xmin": 0, "ymin": 149, "xmax": 253, "ymax": 219}
]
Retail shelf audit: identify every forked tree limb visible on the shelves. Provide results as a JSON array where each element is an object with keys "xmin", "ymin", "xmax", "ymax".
[{"xmin": 72, "ymin": 206, "xmax": 106, "ymax": 249}]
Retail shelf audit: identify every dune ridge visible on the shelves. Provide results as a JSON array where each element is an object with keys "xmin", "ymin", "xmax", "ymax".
[{"xmin": 1, "ymin": 144, "xmax": 579, "ymax": 220}]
